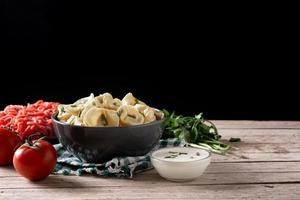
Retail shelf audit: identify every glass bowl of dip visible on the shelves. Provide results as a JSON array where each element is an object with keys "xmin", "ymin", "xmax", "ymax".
[{"xmin": 150, "ymin": 147, "xmax": 211, "ymax": 182}]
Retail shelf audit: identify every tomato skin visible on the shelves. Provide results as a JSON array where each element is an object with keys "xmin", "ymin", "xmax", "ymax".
[
  {"xmin": 13, "ymin": 140, "xmax": 57, "ymax": 181},
  {"xmin": 0, "ymin": 127, "xmax": 22, "ymax": 165}
]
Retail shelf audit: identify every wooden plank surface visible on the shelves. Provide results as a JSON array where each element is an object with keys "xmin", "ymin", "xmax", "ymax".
[
  {"xmin": 2, "ymin": 161, "xmax": 299, "ymax": 177},
  {"xmin": 0, "ymin": 121, "xmax": 299, "ymax": 200},
  {"xmin": 213, "ymin": 120, "xmax": 300, "ymax": 129},
  {"xmin": 1, "ymin": 171, "xmax": 299, "ymax": 188},
  {"xmin": 214, "ymin": 129, "xmax": 300, "ymax": 162},
  {"xmin": 1, "ymin": 184, "xmax": 299, "ymax": 200}
]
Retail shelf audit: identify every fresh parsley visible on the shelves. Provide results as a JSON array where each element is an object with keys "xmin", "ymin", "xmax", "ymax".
[{"xmin": 162, "ymin": 110, "xmax": 232, "ymax": 155}]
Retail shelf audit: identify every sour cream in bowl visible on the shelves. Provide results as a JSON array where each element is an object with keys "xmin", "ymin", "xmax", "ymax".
[{"xmin": 150, "ymin": 147, "xmax": 211, "ymax": 182}]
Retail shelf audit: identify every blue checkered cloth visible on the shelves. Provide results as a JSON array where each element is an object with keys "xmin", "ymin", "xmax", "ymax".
[{"xmin": 53, "ymin": 139, "xmax": 185, "ymax": 178}]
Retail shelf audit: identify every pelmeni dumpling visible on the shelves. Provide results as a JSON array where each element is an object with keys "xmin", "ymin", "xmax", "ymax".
[
  {"xmin": 57, "ymin": 92, "xmax": 163, "ymax": 127},
  {"xmin": 134, "ymin": 104, "xmax": 156, "ymax": 123},
  {"xmin": 82, "ymin": 107, "xmax": 119, "ymax": 127},
  {"xmin": 134, "ymin": 104, "xmax": 147, "ymax": 113},
  {"xmin": 122, "ymin": 93, "xmax": 145, "ymax": 106},
  {"xmin": 106, "ymin": 109, "xmax": 120, "ymax": 126},
  {"xmin": 144, "ymin": 107, "xmax": 156, "ymax": 123},
  {"xmin": 57, "ymin": 105, "xmax": 71, "ymax": 122},
  {"xmin": 79, "ymin": 94, "xmax": 98, "ymax": 121},
  {"xmin": 95, "ymin": 93, "xmax": 121, "ymax": 110},
  {"xmin": 66, "ymin": 115, "xmax": 82, "ymax": 126},
  {"xmin": 73, "ymin": 96, "xmax": 90, "ymax": 105},
  {"xmin": 118, "ymin": 105, "xmax": 144, "ymax": 126},
  {"xmin": 154, "ymin": 109, "xmax": 164, "ymax": 120},
  {"xmin": 64, "ymin": 105, "xmax": 83, "ymax": 116}
]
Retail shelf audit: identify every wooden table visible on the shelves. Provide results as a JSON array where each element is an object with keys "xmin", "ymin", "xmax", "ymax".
[{"xmin": 1, "ymin": 121, "xmax": 299, "ymax": 200}]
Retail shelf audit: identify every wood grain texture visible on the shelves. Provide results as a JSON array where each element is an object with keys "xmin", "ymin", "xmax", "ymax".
[
  {"xmin": 2, "ymin": 162, "xmax": 300, "ymax": 177},
  {"xmin": 213, "ymin": 120, "xmax": 300, "ymax": 129},
  {"xmin": 0, "ymin": 184, "xmax": 299, "ymax": 200},
  {"xmin": 0, "ymin": 171, "xmax": 299, "ymax": 189},
  {"xmin": 0, "ymin": 121, "xmax": 299, "ymax": 200}
]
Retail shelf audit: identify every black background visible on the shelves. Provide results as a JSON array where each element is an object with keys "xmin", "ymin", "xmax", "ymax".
[{"xmin": 1, "ymin": 2, "xmax": 298, "ymax": 120}]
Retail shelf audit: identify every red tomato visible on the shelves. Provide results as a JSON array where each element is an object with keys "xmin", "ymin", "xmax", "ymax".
[
  {"xmin": 0, "ymin": 127, "xmax": 22, "ymax": 165},
  {"xmin": 13, "ymin": 139, "xmax": 57, "ymax": 181}
]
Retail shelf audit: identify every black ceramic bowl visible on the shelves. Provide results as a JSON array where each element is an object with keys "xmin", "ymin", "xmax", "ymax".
[{"xmin": 52, "ymin": 113, "xmax": 165, "ymax": 163}]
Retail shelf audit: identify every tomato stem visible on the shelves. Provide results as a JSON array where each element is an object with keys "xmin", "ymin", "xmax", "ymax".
[{"xmin": 26, "ymin": 133, "xmax": 46, "ymax": 146}]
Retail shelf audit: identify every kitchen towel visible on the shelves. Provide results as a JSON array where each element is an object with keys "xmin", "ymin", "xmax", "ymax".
[{"xmin": 53, "ymin": 139, "xmax": 185, "ymax": 178}]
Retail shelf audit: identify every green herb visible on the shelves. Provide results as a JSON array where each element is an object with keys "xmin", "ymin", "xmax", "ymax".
[
  {"xmin": 229, "ymin": 137, "xmax": 241, "ymax": 142},
  {"xmin": 164, "ymin": 155, "xmax": 178, "ymax": 159},
  {"xmin": 162, "ymin": 109, "xmax": 231, "ymax": 155},
  {"xmin": 117, "ymin": 109, "xmax": 123, "ymax": 117},
  {"xmin": 179, "ymin": 152, "xmax": 188, "ymax": 155},
  {"xmin": 168, "ymin": 151, "xmax": 188, "ymax": 155},
  {"xmin": 128, "ymin": 114, "xmax": 136, "ymax": 119},
  {"xmin": 135, "ymin": 99, "xmax": 139, "ymax": 104},
  {"xmin": 60, "ymin": 106, "xmax": 65, "ymax": 113},
  {"xmin": 139, "ymin": 111, "xmax": 145, "ymax": 117}
]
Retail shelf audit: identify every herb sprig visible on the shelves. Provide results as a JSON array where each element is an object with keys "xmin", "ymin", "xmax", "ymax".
[{"xmin": 162, "ymin": 110, "xmax": 231, "ymax": 154}]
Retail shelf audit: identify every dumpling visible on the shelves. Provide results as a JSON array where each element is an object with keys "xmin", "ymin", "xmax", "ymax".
[
  {"xmin": 82, "ymin": 107, "xmax": 105, "ymax": 126},
  {"xmin": 66, "ymin": 115, "xmax": 82, "ymax": 126},
  {"xmin": 57, "ymin": 105, "xmax": 72, "ymax": 122},
  {"xmin": 104, "ymin": 109, "xmax": 120, "ymax": 127},
  {"xmin": 95, "ymin": 93, "xmax": 122, "ymax": 110},
  {"xmin": 134, "ymin": 104, "xmax": 156, "ymax": 123},
  {"xmin": 111, "ymin": 98, "xmax": 122, "ymax": 109},
  {"xmin": 122, "ymin": 93, "xmax": 145, "ymax": 106},
  {"xmin": 79, "ymin": 94, "xmax": 98, "ymax": 120},
  {"xmin": 58, "ymin": 92, "xmax": 160, "ymax": 127},
  {"xmin": 72, "ymin": 96, "xmax": 89, "ymax": 105},
  {"xmin": 143, "ymin": 107, "xmax": 156, "ymax": 123},
  {"xmin": 104, "ymin": 93, "xmax": 122, "ymax": 110},
  {"xmin": 117, "ymin": 105, "xmax": 144, "ymax": 126},
  {"xmin": 73, "ymin": 93, "xmax": 94, "ymax": 106},
  {"xmin": 82, "ymin": 107, "xmax": 119, "ymax": 127},
  {"xmin": 64, "ymin": 104, "xmax": 83, "ymax": 116},
  {"xmin": 154, "ymin": 109, "xmax": 164, "ymax": 120},
  {"xmin": 134, "ymin": 104, "xmax": 147, "ymax": 113}
]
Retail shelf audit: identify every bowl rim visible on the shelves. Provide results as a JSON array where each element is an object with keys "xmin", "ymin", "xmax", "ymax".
[
  {"xmin": 150, "ymin": 147, "xmax": 211, "ymax": 163},
  {"xmin": 51, "ymin": 110, "xmax": 166, "ymax": 129}
]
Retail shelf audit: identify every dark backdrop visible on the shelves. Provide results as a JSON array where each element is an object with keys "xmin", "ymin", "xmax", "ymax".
[{"xmin": 1, "ymin": 1, "xmax": 298, "ymax": 120}]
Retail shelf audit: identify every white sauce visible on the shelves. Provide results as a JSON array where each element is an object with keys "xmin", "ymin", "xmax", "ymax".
[
  {"xmin": 151, "ymin": 147, "xmax": 211, "ymax": 181},
  {"xmin": 152, "ymin": 147, "xmax": 210, "ymax": 162}
]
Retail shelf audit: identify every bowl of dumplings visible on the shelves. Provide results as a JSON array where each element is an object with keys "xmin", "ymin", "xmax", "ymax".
[{"xmin": 52, "ymin": 92, "xmax": 165, "ymax": 163}]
